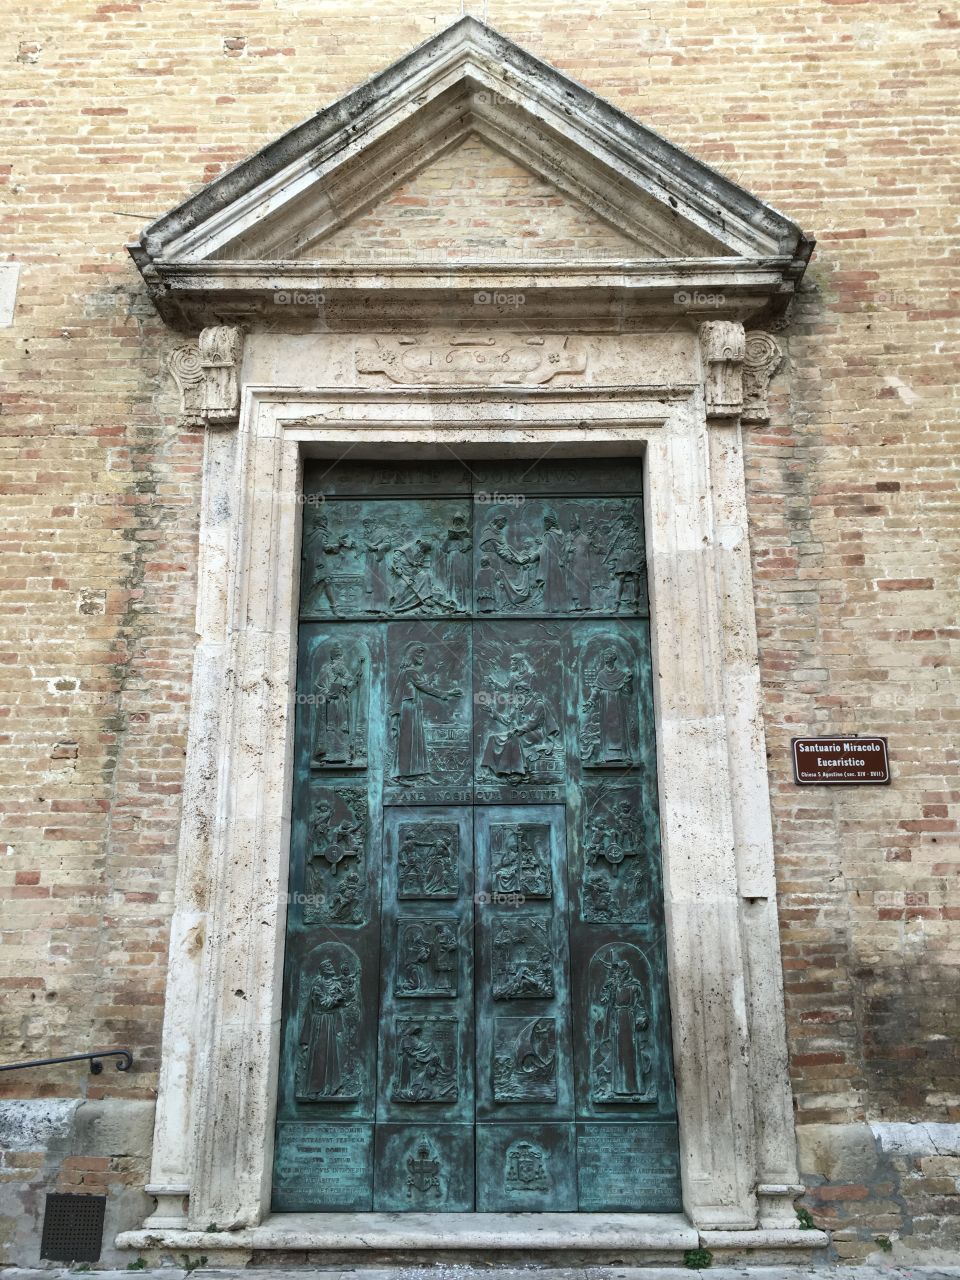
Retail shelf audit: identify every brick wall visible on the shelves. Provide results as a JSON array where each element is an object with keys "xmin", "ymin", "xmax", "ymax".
[{"xmin": 1, "ymin": 0, "xmax": 957, "ymax": 1259}]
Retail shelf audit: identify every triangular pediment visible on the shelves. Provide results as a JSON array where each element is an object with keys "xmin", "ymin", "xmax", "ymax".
[
  {"xmin": 293, "ymin": 134, "xmax": 651, "ymax": 262},
  {"xmin": 130, "ymin": 18, "xmax": 813, "ymax": 324}
]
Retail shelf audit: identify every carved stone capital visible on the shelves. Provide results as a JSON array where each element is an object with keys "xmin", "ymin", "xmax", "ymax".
[
  {"xmin": 742, "ymin": 331, "xmax": 784, "ymax": 423},
  {"xmin": 200, "ymin": 325, "xmax": 244, "ymax": 427},
  {"xmin": 167, "ymin": 327, "xmax": 244, "ymax": 427},
  {"xmin": 698, "ymin": 321, "xmax": 745, "ymax": 421}
]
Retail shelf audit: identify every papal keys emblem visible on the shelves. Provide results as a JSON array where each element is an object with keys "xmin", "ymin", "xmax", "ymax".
[{"xmin": 406, "ymin": 1137, "xmax": 442, "ymax": 1198}]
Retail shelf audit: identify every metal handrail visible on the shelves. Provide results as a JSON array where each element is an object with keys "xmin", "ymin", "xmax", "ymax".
[{"xmin": 0, "ymin": 1049, "xmax": 133, "ymax": 1075}]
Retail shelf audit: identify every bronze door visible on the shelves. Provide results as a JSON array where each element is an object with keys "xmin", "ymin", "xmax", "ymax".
[{"xmin": 273, "ymin": 459, "xmax": 682, "ymax": 1212}]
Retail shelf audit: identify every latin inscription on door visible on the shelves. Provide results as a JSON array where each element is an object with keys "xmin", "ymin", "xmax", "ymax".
[{"xmin": 274, "ymin": 461, "xmax": 681, "ymax": 1213}]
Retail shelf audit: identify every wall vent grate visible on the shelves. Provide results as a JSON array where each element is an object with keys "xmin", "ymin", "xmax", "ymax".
[{"xmin": 40, "ymin": 1192, "xmax": 106, "ymax": 1262}]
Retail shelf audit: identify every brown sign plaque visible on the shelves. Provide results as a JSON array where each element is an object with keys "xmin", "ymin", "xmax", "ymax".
[{"xmin": 791, "ymin": 737, "xmax": 890, "ymax": 786}]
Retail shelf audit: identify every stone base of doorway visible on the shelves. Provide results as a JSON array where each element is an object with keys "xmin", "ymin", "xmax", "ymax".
[{"xmin": 116, "ymin": 1213, "xmax": 830, "ymax": 1266}]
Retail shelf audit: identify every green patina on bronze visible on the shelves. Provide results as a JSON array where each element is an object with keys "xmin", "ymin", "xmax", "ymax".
[{"xmin": 273, "ymin": 459, "xmax": 682, "ymax": 1213}]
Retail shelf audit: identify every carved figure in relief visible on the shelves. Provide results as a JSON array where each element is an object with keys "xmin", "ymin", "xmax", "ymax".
[
  {"xmin": 492, "ymin": 824, "xmax": 552, "ymax": 898},
  {"xmin": 305, "ymin": 512, "xmax": 354, "ymax": 614},
  {"xmin": 442, "ymin": 513, "xmax": 472, "ymax": 611},
  {"xmin": 390, "ymin": 643, "xmax": 463, "ymax": 780},
  {"xmin": 311, "ymin": 643, "xmax": 366, "ymax": 768},
  {"xmin": 605, "ymin": 510, "xmax": 646, "ymax": 614},
  {"xmin": 583, "ymin": 870, "xmax": 619, "ymax": 922},
  {"xmin": 390, "ymin": 539, "xmax": 453, "ymax": 614},
  {"xmin": 326, "ymin": 870, "xmax": 364, "ymax": 924},
  {"xmin": 296, "ymin": 949, "xmax": 362, "ymax": 1101},
  {"xmin": 361, "ymin": 517, "xmax": 394, "ymax": 613},
  {"xmin": 504, "ymin": 1141, "xmax": 550, "ymax": 1192},
  {"xmin": 590, "ymin": 946, "xmax": 655, "ymax": 1104},
  {"xmin": 393, "ymin": 1019, "xmax": 458, "ymax": 1102},
  {"xmin": 397, "ymin": 824, "xmax": 459, "ymax": 898},
  {"xmin": 476, "ymin": 556, "xmax": 497, "ymax": 613},
  {"xmin": 492, "ymin": 919, "xmax": 554, "ymax": 1000},
  {"xmin": 406, "ymin": 1137, "xmax": 442, "ymax": 1198},
  {"xmin": 397, "ymin": 921, "xmax": 458, "ymax": 996},
  {"xmin": 493, "ymin": 1016, "xmax": 557, "ymax": 1102},
  {"xmin": 580, "ymin": 646, "xmax": 638, "ymax": 766},
  {"xmin": 568, "ymin": 516, "xmax": 595, "ymax": 613},
  {"xmin": 479, "ymin": 514, "xmax": 534, "ymax": 608},
  {"xmin": 531, "ymin": 515, "xmax": 567, "ymax": 612},
  {"xmin": 480, "ymin": 682, "xmax": 561, "ymax": 780}
]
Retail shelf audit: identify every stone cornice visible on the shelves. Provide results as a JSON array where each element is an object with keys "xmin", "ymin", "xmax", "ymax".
[
  {"xmin": 130, "ymin": 17, "xmax": 813, "ymax": 331},
  {"xmin": 145, "ymin": 258, "xmax": 805, "ymax": 330}
]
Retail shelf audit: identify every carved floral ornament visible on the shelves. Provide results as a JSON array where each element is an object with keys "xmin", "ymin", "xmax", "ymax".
[
  {"xmin": 167, "ymin": 325, "xmax": 244, "ymax": 427},
  {"xmin": 698, "ymin": 322, "xmax": 783, "ymax": 423}
]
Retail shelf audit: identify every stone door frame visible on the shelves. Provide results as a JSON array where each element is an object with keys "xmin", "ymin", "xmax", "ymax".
[{"xmin": 123, "ymin": 340, "xmax": 819, "ymax": 1254}]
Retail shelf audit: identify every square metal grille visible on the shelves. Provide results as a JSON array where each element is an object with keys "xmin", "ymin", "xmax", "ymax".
[{"xmin": 40, "ymin": 1192, "xmax": 106, "ymax": 1263}]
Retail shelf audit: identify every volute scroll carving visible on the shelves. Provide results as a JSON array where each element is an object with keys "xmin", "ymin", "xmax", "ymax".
[
  {"xmin": 166, "ymin": 326, "xmax": 244, "ymax": 427},
  {"xmin": 742, "ymin": 330, "xmax": 784, "ymax": 422}
]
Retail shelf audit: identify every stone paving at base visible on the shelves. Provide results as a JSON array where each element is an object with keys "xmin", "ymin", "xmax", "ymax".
[{"xmin": 6, "ymin": 1267, "xmax": 960, "ymax": 1280}]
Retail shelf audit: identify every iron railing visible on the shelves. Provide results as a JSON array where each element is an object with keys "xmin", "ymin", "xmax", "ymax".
[{"xmin": 0, "ymin": 1050, "xmax": 133, "ymax": 1075}]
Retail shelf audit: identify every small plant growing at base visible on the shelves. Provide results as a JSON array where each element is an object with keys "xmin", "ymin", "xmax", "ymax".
[
  {"xmin": 127, "ymin": 1260, "xmax": 148, "ymax": 1271},
  {"xmin": 796, "ymin": 1205, "xmax": 816, "ymax": 1230},
  {"xmin": 180, "ymin": 1255, "xmax": 208, "ymax": 1273},
  {"xmin": 684, "ymin": 1247, "xmax": 713, "ymax": 1269},
  {"xmin": 73, "ymin": 1266, "xmax": 91, "ymax": 1273},
  {"xmin": 875, "ymin": 1235, "xmax": 893, "ymax": 1253}
]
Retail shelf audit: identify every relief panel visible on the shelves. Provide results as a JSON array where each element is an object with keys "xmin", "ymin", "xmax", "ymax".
[
  {"xmin": 390, "ymin": 1017, "xmax": 460, "ymax": 1103},
  {"xmin": 301, "ymin": 498, "xmax": 473, "ymax": 619},
  {"xmin": 577, "ymin": 782, "xmax": 650, "ymax": 925},
  {"xmin": 578, "ymin": 632, "xmax": 641, "ymax": 768},
  {"xmin": 304, "ymin": 783, "xmax": 368, "ymax": 927},
  {"xmin": 386, "ymin": 621, "xmax": 472, "ymax": 805},
  {"xmin": 307, "ymin": 635, "xmax": 370, "ymax": 770},
  {"xmin": 492, "ymin": 917, "xmax": 555, "ymax": 1000},
  {"xmin": 490, "ymin": 821, "xmax": 553, "ymax": 899},
  {"xmin": 474, "ymin": 624, "xmax": 564, "ymax": 804},
  {"xmin": 397, "ymin": 822, "xmax": 460, "ymax": 899},
  {"xmin": 475, "ymin": 1123, "xmax": 577, "ymax": 1212},
  {"xmin": 587, "ymin": 943, "xmax": 658, "ymax": 1106},
  {"xmin": 492, "ymin": 1016, "xmax": 558, "ymax": 1102},
  {"xmin": 295, "ymin": 941, "xmax": 365, "ymax": 1103},
  {"xmin": 395, "ymin": 919, "xmax": 459, "ymax": 997},
  {"xmin": 571, "ymin": 935, "xmax": 677, "ymax": 1121},
  {"xmin": 373, "ymin": 1124, "xmax": 474, "ymax": 1212},
  {"xmin": 473, "ymin": 497, "xmax": 647, "ymax": 618}
]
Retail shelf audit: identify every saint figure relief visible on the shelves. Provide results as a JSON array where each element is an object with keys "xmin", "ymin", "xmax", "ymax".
[
  {"xmin": 580, "ymin": 644, "xmax": 638, "ymax": 766},
  {"xmin": 296, "ymin": 954, "xmax": 360, "ymax": 1101},
  {"xmin": 592, "ymin": 948, "xmax": 656, "ymax": 1104},
  {"xmin": 390, "ymin": 643, "xmax": 463, "ymax": 780},
  {"xmin": 311, "ymin": 643, "xmax": 366, "ymax": 768}
]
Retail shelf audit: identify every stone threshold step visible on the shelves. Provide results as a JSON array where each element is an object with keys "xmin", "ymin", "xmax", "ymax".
[
  {"xmin": 9, "ymin": 1269, "xmax": 960, "ymax": 1280},
  {"xmin": 116, "ymin": 1214, "xmax": 830, "ymax": 1262}
]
